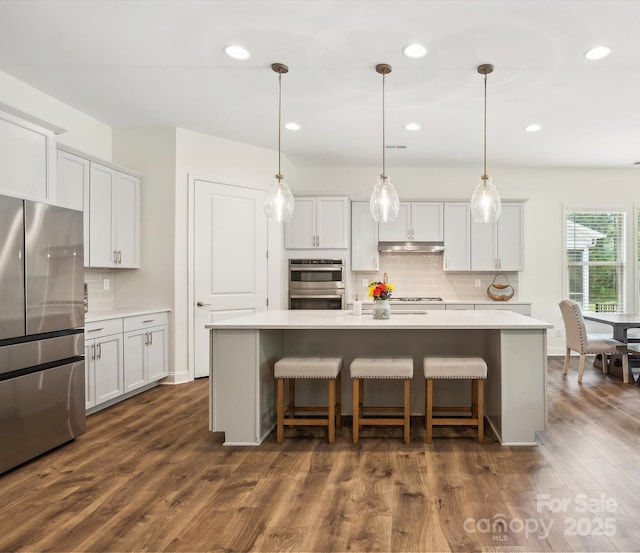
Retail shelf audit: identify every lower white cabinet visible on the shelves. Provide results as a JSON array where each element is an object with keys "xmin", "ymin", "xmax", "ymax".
[
  {"xmin": 124, "ymin": 312, "xmax": 169, "ymax": 392},
  {"xmin": 86, "ymin": 310, "xmax": 169, "ymax": 412},
  {"xmin": 85, "ymin": 317, "xmax": 124, "ymax": 410}
]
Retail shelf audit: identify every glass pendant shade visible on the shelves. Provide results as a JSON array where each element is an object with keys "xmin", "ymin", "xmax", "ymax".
[
  {"xmin": 370, "ymin": 175, "xmax": 400, "ymax": 223},
  {"xmin": 264, "ymin": 174, "xmax": 294, "ymax": 223},
  {"xmin": 471, "ymin": 176, "xmax": 501, "ymax": 223}
]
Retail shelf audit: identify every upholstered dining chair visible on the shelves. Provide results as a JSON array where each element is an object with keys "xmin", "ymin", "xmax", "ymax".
[{"xmin": 558, "ymin": 299, "xmax": 625, "ymax": 383}]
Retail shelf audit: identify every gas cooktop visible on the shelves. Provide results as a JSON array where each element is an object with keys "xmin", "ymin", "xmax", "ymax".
[{"xmin": 391, "ymin": 297, "xmax": 443, "ymax": 302}]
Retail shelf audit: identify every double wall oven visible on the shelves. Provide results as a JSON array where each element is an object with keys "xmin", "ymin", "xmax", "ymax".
[{"xmin": 289, "ymin": 259, "xmax": 345, "ymax": 310}]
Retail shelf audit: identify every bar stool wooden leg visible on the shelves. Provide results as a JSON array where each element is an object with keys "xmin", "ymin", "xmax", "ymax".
[
  {"xmin": 403, "ymin": 378, "xmax": 411, "ymax": 444},
  {"xmin": 477, "ymin": 379, "xmax": 484, "ymax": 444},
  {"xmin": 353, "ymin": 377, "xmax": 360, "ymax": 444},
  {"xmin": 471, "ymin": 380, "xmax": 478, "ymax": 420},
  {"xmin": 336, "ymin": 372, "xmax": 342, "ymax": 429},
  {"xmin": 328, "ymin": 378, "xmax": 336, "ymax": 444},
  {"xmin": 277, "ymin": 378, "xmax": 284, "ymax": 443},
  {"xmin": 425, "ymin": 378, "xmax": 433, "ymax": 444},
  {"xmin": 288, "ymin": 379, "xmax": 295, "ymax": 428}
]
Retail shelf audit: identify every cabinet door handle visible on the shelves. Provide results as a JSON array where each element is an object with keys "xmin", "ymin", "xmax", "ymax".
[
  {"xmin": 87, "ymin": 327, "xmax": 104, "ymax": 333},
  {"xmin": 118, "ymin": 250, "xmax": 122, "ymax": 264},
  {"xmin": 149, "ymin": 331, "xmax": 153, "ymax": 346},
  {"xmin": 97, "ymin": 342, "xmax": 102, "ymax": 360},
  {"xmin": 144, "ymin": 332, "xmax": 149, "ymax": 345},
  {"xmin": 143, "ymin": 319, "xmax": 154, "ymax": 324},
  {"xmin": 113, "ymin": 251, "xmax": 118, "ymax": 264},
  {"xmin": 316, "ymin": 235, "xmax": 320, "ymax": 247},
  {"xmin": 91, "ymin": 344, "xmax": 96, "ymax": 361}
]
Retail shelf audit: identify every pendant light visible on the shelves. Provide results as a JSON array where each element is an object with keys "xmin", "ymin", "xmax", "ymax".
[
  {"xmin": 264, "ymin": 62, "xmax": 295, "ymax": 223},
  {"xmin": 370, "ymin": 63, "xmax": 400, "ymax": 223},
  {"xmin": 471, "ymin": 63, "xmax": 501, "ymax": 223}
]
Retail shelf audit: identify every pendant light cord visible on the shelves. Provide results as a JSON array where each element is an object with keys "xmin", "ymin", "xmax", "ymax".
[
  {"xmin": 382, "ymin": 71, "xmax": 386, "ymax": 177},
  {"xmin": 483, "ymin": 72, "xmax": 488, "ymax": 182},
  {"xmin": 277, "ymin": 71, "xmax": 282, "ymax": 178}
]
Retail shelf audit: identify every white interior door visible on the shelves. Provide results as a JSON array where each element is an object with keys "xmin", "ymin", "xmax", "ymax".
[{"xmin": 193, "ymin": 180, "xmax": 268, "ymax": 378}]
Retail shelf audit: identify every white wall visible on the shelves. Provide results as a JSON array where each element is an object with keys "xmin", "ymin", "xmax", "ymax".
[
  {"xmin": 295, "ymin": 166, "xmax": 640, "ymax": 354},
  {"xmin": 107, "ymin": 127, "xmax": 290, "ymax": 383},
  {"xmin": 171, "ymin": 128, "xmax": 291, "ymax": 380},
  {"xmin": 0, "ymin": 70, "xmax": 112, "ymax": 159}
]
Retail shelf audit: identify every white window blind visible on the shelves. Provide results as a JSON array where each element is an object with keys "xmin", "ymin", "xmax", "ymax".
[{"xmin": 566, "ymin": 210, "xmax": 625, "ymax": 312}]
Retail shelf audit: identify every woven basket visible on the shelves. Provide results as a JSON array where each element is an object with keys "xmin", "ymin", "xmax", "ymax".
[{"xmin": 487, "ymin": 273, "xmax": 514, "ymax": 301}]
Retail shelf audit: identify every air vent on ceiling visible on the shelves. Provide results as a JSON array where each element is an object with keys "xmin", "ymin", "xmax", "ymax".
[{"xmin": 385, "ymin": 145, "xmax": 407, "ymax": 149}]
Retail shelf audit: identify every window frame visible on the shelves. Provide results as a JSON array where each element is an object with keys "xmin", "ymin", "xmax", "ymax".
[{"xmin": 563, "ymin": 205, "xmax": 629, "ymax": 313}]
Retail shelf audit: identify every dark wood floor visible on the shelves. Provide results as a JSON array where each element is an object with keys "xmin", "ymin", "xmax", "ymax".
[{"xmin": 1, "ymin": 357, "xmax": 640, "ymax": 552}]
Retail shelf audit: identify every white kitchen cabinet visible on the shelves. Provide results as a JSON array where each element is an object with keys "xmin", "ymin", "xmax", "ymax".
[
  {"xmin": 0, "ymin": 111, "xmax": 56, "ymax": 203},
  {"xmin": 89, "ymin": 162, "xmax": 140, "ymax": 268},
  {"xmin": 351, "ymin": 201, "xmax": 379, "ymax": 271},
  {"xmin": 57, "ymin": 150, "xmax": 90, "ymax": 261},
  {"xmin": 86, "ymin": 310, "xmax": 169, "ymax": 413},
  {"xmin": 443, "ymin": 202, "xmax": 471, "ymax": 271},
  {"xmin": 123, "ymin": 312, "xmax": 169, "ymax": 392},
  {"xmin": 85, "ymin": 317, "xmax": 125, "ymax": 408},
  {"xmin": 471, "ymin": 202, "xmax": 524, "ymax": 271},
  {"xmin": 286, "ymin": 196, "xmax": 349, "ymax": 249},
  {"xmin": 378, "ymin": 202, "xmax": 443, "ymax": 242}
]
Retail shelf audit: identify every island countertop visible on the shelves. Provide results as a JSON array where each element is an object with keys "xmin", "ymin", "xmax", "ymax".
[{"xmin": 205, "ymin": 309, "xmax": 552, "ymax": 330}]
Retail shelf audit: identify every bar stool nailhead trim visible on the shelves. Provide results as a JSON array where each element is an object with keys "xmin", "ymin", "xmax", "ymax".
[
  {"xmin": 423, "ymin": 356, "xmax": 487, "ymax": 444},
  {"xmin": 274, "ymin": 356, "xmax": 343, "ymax": 444},
  {"xmin": 350, "ymin": 356, "xmax": 413, "ymax": 445}
]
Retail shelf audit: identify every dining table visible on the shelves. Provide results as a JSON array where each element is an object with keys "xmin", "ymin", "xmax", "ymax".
[{"xmin": 583, "ymin": 312, "xmax": 640, "ymax": 383}]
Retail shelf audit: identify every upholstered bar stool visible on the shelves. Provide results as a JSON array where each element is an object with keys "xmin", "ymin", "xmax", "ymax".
[
  {"xmin": 274, "ymin": 356, "xmax": 343, "ymax": 444},
  {"xmin": 350, "ymin": 356, "xmax": 413, "ymax": 444},
  {"xmin": 423, "ymin": 356, "xmax": 487, "ymax": 444}
]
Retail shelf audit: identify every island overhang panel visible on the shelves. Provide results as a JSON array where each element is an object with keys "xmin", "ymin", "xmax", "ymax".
[{"xmin": 207, "ymin": 310, "xmax": 552, "ymax": 446}]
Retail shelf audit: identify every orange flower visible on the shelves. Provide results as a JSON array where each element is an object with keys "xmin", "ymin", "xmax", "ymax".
[{"xmin": 368, "ymin": 281, "xmax": 394, "ymax": 300}]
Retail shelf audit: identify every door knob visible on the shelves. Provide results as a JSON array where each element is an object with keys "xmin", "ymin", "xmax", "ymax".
[{"xmin": 197, "ymin": 301, "xmax": 211, "ymax": 307}]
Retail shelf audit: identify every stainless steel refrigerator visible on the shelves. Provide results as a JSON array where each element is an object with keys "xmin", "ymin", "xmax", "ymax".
[{"xmin": 0, "ymin": 194, "xmax": 85, "ymax": 474}]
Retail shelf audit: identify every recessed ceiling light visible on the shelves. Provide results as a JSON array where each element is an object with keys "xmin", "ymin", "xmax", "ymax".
[
  {"xmin": 405, "ymin": 123, "xmax": 421, "ymax": 131},
  {"xmin": 284, "ymin": 122, "xmax": 301, "ymax": 131},
  {"xmin": 224, "ymin": 45, "xmax": 250, "ymax": 60},
  {"xmin": 584, "ymin": 46, "xmax": 611, "ymax": 61},
  {"xmin": 403, "ymin": 44, "xmax": 427, "ymax": 59},
  {"xmin": 524, "ymin": 123, "xmax": 541, "ymax": 133}
]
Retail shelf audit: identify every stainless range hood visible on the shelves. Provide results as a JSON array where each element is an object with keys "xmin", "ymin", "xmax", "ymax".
[{"xmin": 378, "ymin": 241, "xmax": 445, "ymax": 253}]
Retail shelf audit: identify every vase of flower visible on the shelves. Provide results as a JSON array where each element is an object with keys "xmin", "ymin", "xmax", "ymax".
[
  {"xmin": 368, "ymin": 281, "xmax": 393, "ymax": 319},
  {"xmin": 372, "ymin": 298, "xmax": 391, "ymax": 319}
]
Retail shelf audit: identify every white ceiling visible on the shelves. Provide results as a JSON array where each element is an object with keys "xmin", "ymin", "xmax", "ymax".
[{"xmin": 0, "ymin": 0, "xmax": 639, "ymax": 169}]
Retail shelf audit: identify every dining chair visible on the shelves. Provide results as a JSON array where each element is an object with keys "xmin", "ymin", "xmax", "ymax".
[{"xmin": 558, "ymin": 299, "xmax": 625, "ymax": 383}]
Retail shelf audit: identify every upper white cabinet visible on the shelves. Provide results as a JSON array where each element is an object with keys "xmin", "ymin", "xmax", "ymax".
[
  {"xmin": 378, "ymin": 202, "xmax": 443, "ymax": 242},
  {"xmin": 351, "ymin": 201, "xmax": 379, "ymax": 271},
  {"xmin": 443, "ymin": 201, "xmax": 524, "ymax": 272},
  {"xmin": 286, "ymin": 196, "xmax": 349, "ymax": 249},
  {"xmin": 443, "ymin": 202, "xmax": 471, "ymax": 271},
  {"xmin": 471, "ymin": 202, "xmax": 524, "ymax": 271},
  {"xmin": 89, "ymin": 162, "xmax": 140, "ymax": 268},
  {"xmin": 57, "ymin": 150, "xmax": 90, "ymax": 261},
  {"xmin": 57, "ymin": 150, "xmax": 141, "ymax": 269},
  {"xmin": 0, "ymin": 111, "xmax": 56, "ymax": 203}
]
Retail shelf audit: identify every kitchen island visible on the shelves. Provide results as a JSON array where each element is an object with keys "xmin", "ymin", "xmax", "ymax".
[{"xmin": 206, "ymin": 309, "xmax": 552, "ymax": 446}]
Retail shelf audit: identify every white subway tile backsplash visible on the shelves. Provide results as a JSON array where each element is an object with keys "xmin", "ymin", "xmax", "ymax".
[
  {"xmin": 84, "ymin": 269, "xmax": 115, "ymax": 313},
  {"xmin": 350, "ymin": 253, "xmax": 518, "ymax": 301}
]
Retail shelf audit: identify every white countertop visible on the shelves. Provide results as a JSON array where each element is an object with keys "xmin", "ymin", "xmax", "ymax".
[
  {"xmin": 85, "ymin": 308, "xmax": 171, "ymax": 323},
  {"xmin": 206, "ymin": 309, "xmax": 551, "ymax": 330},
  {"xmin": 353, "ymin": 299, "xmax": 531, "ymax": 305}
]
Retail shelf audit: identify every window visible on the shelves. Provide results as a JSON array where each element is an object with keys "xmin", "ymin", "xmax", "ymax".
[{"xmin": 566, "ymin": 210, "xmax": 625, "ymax": 312}]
